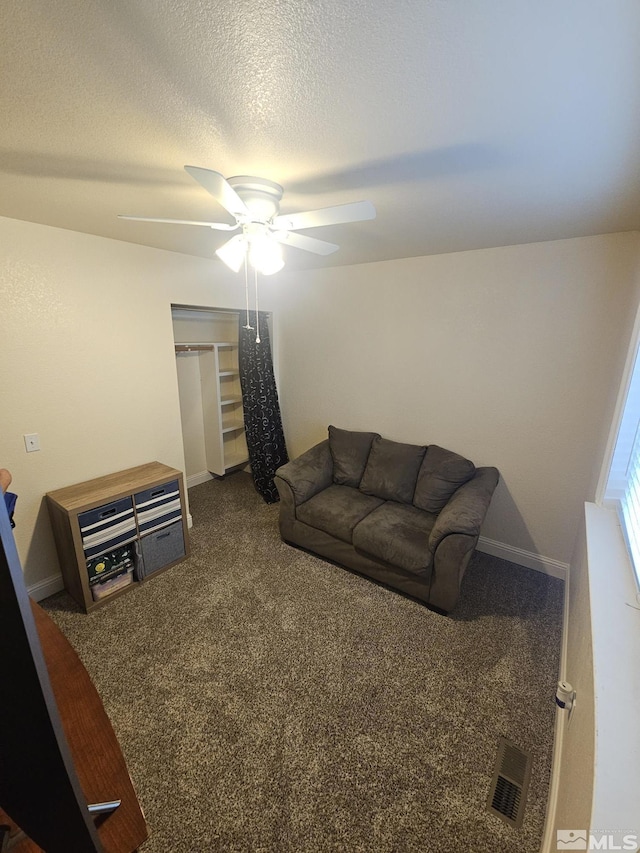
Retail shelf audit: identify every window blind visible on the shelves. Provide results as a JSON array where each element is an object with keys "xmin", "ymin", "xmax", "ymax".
[{"xmin": 606, "ymin": 348, "xmax": 640, "ymax": 589}]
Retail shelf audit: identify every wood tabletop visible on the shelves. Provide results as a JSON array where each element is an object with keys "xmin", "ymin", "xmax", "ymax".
[{"xmin": 47, "ymin": 462, "xmax": 181, "ymax": 514}]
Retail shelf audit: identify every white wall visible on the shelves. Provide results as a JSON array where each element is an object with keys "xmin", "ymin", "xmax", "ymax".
[
  {"xmin": 271, "ymin": 232, "xmax": 640, "ymax": 566},
  {"xmin": 0, "ymin": 216, "xmax": 274, "ymax": 592}
]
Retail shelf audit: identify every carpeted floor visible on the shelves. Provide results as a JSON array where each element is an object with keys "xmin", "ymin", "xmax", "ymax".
[{"xmin": 44, "ymin": 472, "xmax": 563, "ymax": 853}]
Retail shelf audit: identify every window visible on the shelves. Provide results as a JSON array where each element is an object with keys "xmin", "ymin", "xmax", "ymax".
[{"xmin": 603, "ymin": 330, "xmax": 640, "ymax": 589}]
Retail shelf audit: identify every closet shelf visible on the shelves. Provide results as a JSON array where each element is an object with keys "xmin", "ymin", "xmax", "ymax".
[
  {"xmin": 218, "ymin": 368, "xmax": 239, "ymax": 377},
  {"xmin": 222, "ymin": 422, "xmax": 245, "ymax": 434},
  {"xmin": 175, "ymin": 343, "xmax": 212, "ymax": 353},
  {"xmin": 174, "ymin": 341, "xmax": 238, "ymax": 353},
  {"xmin": 220, "ymin": 395, "xmax": 243, "ymax": 406}
]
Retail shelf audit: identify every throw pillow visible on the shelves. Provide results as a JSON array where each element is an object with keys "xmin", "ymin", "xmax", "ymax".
[
  {"xmin": 359, "ymin": 437, "xmax": 426, "ymax": 504},
  {"xmin": 413, "ymin": 444, "xmax": 476, "ymax": 513},
  {"xmin": 328, "ymin": 425, "xmax": 380, "ymax": 487}
]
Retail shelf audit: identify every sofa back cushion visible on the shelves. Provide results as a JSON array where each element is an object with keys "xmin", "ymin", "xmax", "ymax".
[
  {"xmin": 328, "ymin": 425, "xmax": 380, "ymax": 487},
  {"xmin": 413, "ymin": 444, "xmax": 476, "ymax": 513},
  {"xmin": 359, "ymin": 437, "xmax": 426, "ymax": 504}
]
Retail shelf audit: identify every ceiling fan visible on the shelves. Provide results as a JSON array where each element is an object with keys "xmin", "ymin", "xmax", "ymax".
[{"xmin": 119, "ymin": 166, "xmax": 376, "ymax": 275}]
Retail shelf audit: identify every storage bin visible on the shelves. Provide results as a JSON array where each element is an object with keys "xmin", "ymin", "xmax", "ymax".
[
  {"xmin": 86, "ymin": 544, "xmax": 135, "ymax": 585},
  {"xmin": 139, "ymin": 521, "xmax": 185, "ymax": 578},
  {"xmin": 134, "ymin": 479, "xmax": 182, "ymax": 535},
  {"xmin": 79, "ymin": 496, "xmax": 134, "ymax": 530},
  {"xmin": 91, "ymin": 567, "xmax": 134, "ymax": 601},
  {"xmin": 79, "ymin": 496, "xmax": 136, "ymax": 558},
  {"xmin": 134, "ymin": 479, "xmax": 179, "ymax": 507}
]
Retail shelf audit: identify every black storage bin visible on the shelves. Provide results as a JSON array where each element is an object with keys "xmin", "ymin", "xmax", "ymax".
[{"xmin": 139, "ymin": 521, "xmax": 185, "ymax": 578}]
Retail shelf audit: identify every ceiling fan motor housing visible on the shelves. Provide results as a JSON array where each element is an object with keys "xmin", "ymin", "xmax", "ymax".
[{"xmin": 227, "ymin": 176, "xmax": 283, "ymax": 222}]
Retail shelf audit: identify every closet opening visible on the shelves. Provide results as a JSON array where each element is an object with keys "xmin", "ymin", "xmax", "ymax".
[{"xmin": 172, "ymin": 305, "xmax": 271, "ymax": 489}]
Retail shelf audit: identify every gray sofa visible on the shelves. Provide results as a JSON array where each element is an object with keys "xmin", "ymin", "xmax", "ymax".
[{"xmin": 275, "ymin": 426, "xmax": 499, "ymax": 613}]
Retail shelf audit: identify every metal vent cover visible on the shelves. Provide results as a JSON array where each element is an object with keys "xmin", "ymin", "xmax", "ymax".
[{"xmin": 487, "ymin": 737, "xmax": 532, "ymax": 828}]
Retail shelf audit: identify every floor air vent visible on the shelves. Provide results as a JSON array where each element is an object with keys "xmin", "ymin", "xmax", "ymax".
[{"xmin": 487, "ymin": 737, "xmax": 532, "ymax": 828}]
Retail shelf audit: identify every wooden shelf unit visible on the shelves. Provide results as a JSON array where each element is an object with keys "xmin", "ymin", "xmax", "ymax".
[{"xmin": 47, "ymin": 462, "xmax": 190, "ymax": 613}]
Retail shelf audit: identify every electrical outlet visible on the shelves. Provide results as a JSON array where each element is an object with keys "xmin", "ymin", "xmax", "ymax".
[{"xmin": 24, "ymin": 433, "xmax": 40, "ymax": 453}]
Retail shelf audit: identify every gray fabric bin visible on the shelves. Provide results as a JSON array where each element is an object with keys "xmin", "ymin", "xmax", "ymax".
[{"xmin": 139, "ymin": 521, "xmax": 185, "ymax": 577}]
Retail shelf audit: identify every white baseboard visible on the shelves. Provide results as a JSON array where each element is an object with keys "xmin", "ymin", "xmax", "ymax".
[
  {"xmin": 187, "ymin": 471, "xmax": 213, "ymax": 489},
  {"xmin": 187, "ymin": 513, "xmax": 193, "ymax": 529},
  {"xmin": 539, "ymin": 548, "xmax": 571, "ymax": 851},
  {"xmin": 477, "ymin": 536, "xmax": 568, "ymax": 581},
  {"xmin": 28, "ymin": 572, "xmax": 65, "ymax": 602}
]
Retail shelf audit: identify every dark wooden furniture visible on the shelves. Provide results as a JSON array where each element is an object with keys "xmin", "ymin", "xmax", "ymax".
[{"xmin": 0, "ymin": 493, "xmax": 148, "ymax": 852}]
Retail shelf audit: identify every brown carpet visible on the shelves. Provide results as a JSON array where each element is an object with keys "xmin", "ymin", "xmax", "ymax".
[{"xmin": 44, "ymin": 472, "xmax": 563, "ymax": 852}]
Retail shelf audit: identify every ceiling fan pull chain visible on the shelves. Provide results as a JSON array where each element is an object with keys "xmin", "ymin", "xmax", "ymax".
[
  {"xmin": 243, "ymin": 255, "xmax": 253, "ymax": 330},
  {"xmin": 254, "ymin": 266, "xmax": 261, "ymax": 344}
]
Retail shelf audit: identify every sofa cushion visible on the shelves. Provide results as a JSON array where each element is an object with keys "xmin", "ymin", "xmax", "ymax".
[
  {"xmin": 297, "ymin": 484, "xmax": 384, "ymax": 544},
  {"xmin": 352, "ymin": 502, "xmax": 435, "ymax": 574},
  {"xmin": 413, "ymin": 444, "xmax": 476, "ymax": 513},
  {"xmin": 328, "ymin": 425, "xmax": 380, "ymax": 487},
  {"xmin": 359, "ymin": 437, "xmax": 426, "ymax": 504}
]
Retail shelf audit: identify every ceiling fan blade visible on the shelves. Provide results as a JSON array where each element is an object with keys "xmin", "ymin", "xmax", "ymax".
[
  {"xmin": 184, "ymin": 166, "xmax": 249, "ymax": 219},
  {"xmin": 272, "ymin": 231, "xmax": 339, "ymax": 255},
  {"xmin": 272, "ymin": 200, "xmax": 375, "ymax": 232},
  {"xmin": 118, "ymin": 214, "xmax": 238, "ymax": 230}
]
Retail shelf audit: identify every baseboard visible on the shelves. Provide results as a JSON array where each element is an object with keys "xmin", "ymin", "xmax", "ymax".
[
  {"xmin": 27, "ymin": 573, "xmax": 65, "ymax": 602},
  {"xmin": 187, "ymin": 471, "xmax": 213, "ymax": 489},
  {"xmin": 539, "ymin": 554, "xmax": 571, "ymax": 852},
  {"xmin": 187, "ymin": 513, "xmax": 193, "ymax": 529},
  {"xmin": 477, "ymin": 536, "xmax": 568, "ymax": 581}
]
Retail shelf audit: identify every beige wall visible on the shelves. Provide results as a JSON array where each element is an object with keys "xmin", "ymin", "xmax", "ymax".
[
  {"xmin": 272, "ymin": 232, "xmax": 640, "ymax": 565},
  {"xmin": 0, "ymin": 215, "xmax": 274, "ymax": 590},
  {"xmin": 3, "ymin": 216, "xmax": 639, "ymax": 587}
]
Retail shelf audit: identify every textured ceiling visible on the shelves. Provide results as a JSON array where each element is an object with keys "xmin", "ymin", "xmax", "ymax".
[{"xmin": 2, "ymin": 0, "xmax": 640, "ymax": 270}]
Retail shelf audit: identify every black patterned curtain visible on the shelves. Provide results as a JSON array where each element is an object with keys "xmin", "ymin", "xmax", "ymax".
[{"xmin": 238, "ymin": 311, "xmax": 289, "ymax": 503}]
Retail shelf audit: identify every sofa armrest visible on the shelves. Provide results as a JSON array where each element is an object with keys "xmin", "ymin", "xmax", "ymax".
[
  {"xmin": 428, "ymin": 466, "xmax": 499, "ymax": 553},
  {"xmin": 274, "ymin": 440, "xmax": 334, "ymax": 506}
]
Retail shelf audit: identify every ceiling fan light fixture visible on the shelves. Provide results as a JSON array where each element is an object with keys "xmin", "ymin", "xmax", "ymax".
[
  {"xmin": 249, "ymin": 233, "xmax": 284, "ymax": 276},
  {"xmin": 215, "ymin": 234, "xmax": 247, "ymax": 272}
]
